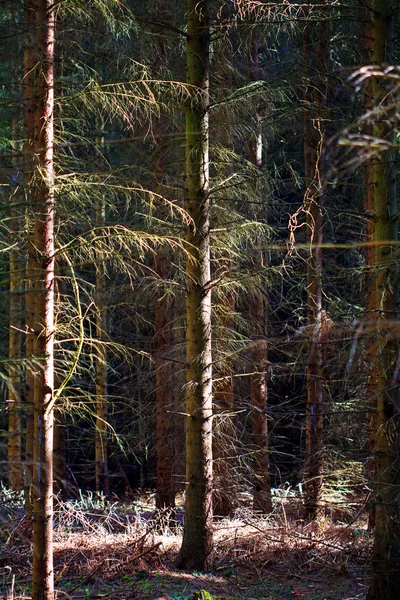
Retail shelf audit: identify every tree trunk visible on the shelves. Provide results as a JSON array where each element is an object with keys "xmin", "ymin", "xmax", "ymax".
[
  {"xmin": 8, "ymin": 12, "xmax": 23, "ymax": 489},
  {"xmin": 152, "ymin": 7, "xmax": 176, "ymax": 510},
  {"xmin": 23, "ymin": 0, "xmax": 36, "ymax": 516},
  {"xmin": 366, "ymin": 1, "xmax": 400, "ymax": 597},
  {"xmin": 213, "ymin": 294, "xmax": 235, "ymax": 517},
  {"xmin": 95, "ymin": 122, "xmax": 109, "ymax": 495},
  {"xmin": 30, "ymin": 1, "xmax": 55, "ymax": 598},
  {"xmin": 363, "ymin": 0, "xmax": 377, "ymax": 530},
  {"xmin": 303, "ymin": 10, "xmax": 327, "ymax": 520},
  {"xmin": 176, "ymin": 0, "xmax": 213, "ymax": 571},
  {"xmin": 154, "ymin": 254, "xmax": 175, "ymax": 509},
  {"xmin": 248, "ymin": 39, "xmax": 272, "ymax": 514}
]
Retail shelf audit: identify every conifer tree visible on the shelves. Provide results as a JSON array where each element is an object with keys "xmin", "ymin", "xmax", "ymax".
[
  {"xmin": 30, "ymin": 0, "xmax": 56, "ymax": 597},
  {"xmin": 366, "ymin": 0, "xmax": 400, "ymax": 596},
  {"xmin": 177, "ymin": 0, "xmax": 213, "ymax": 570}
]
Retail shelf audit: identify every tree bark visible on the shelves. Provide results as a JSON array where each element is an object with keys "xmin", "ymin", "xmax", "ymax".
[
  {"xmin": 30, "ymin": 1, "xmax": 55, "ymax": 598},
  {"xmin": 303, "ymin": 9, "xmax": 327, "ymax": 520},
  {"xmin": 366, "ymin": 1, "xmax": 400, "ymax": 597},
  {"xmin": 176, "ymin": 0, "xmax": 213, "ymax": 571}
]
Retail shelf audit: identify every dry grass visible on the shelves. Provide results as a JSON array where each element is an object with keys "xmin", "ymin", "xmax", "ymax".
[{"xmin": 0, "ymin": 492, "xmax": 371, "ymax": 599}]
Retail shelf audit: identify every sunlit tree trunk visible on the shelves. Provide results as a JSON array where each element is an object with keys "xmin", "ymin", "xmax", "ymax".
[
  {"xmin": 31, "ymin": 0, "xmax": 55, "ymax": 598},
  {"xmin": 248, "ymin": 39, "xmax": 272, "ymax": 514},
  {"xmin": 176, "ymin": 0, "xmax": 213, "ymax": 571},
  {"xmin": 303, "ymin": 8, "xmax": 327, "ymax": 520},
  {"xmin": 366, "ymin": 1, "xmax": 400, "ymax": 597},
  {"xmin": 95, "ymin": 121, "xmax": 109, "ymax": 495}
]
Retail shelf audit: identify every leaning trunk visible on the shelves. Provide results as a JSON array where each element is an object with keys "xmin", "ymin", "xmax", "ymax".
[
  {"xmin": 31, "ymin": 1, "xmax": 55, "ymax": 598},
  {"xmin": 176, "ymin": 0, "xmax": 213, "ymax": 571}
]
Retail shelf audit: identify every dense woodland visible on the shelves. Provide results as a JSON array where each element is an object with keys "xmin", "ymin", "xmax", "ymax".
[{"xmin": 0, "ymin": 1, "xmax": 400, "ymax": 599}]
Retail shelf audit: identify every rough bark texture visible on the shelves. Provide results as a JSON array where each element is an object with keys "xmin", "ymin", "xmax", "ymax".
[
  {"xmin": 366, "ymin": 1, "xmax": 400, "ymax": 597},
  {"xmin": 31, "ymin": 1, "xmax": 55, "ymax": 598},
  {"xmin": 303, "ymin": 11, "xmax": 327, "ymax": 520},
  {"xmin": 176, "ymin": 0, "xmax": 213, "ymax": 571}
]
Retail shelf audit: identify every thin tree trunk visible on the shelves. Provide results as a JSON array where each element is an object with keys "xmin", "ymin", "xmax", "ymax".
[
  {"xmin": 24, "ymin": 0, "xmax": 36, "ymax": 516},
  {"xmin": 248, "ymin": 39, "xmax": 272, "ymax": 514},
  {"xmin": 366, "ymin": 1, "xmax": 400, "ymax": 597},
  {"xmin": 363, "ymin": 0, "xmax": 377, "ymax": 530},
  {"xmin": 8, "ymin": 19, "xmax": 23, "ymax": 489},
  {"xmin": 95, "ymin": 122, "xmax": 109, "ymax": 495},
  {"xmin": 213, "ymin": 11, "xmax": 236, "ymax": 518},
  {"xmin": 154, "ymin": 253, "xmax": 175, "ymax": 509},
  {"xmin": 152, "ymin": 6, "xmax": 176, "ymax": 510},
  {"xmin": 213, "ymin": 294, "xmax": 235, "ymax": 517},
  {"xmin": 303, "ymin": 10, "xmax": 327, "ymax": 520},
  {"xmin": 176, "ymin": 0, "xmax": 213, "ymax": 571},
  {"xmin": 31, "ymin": 1, "xmax": 55, "ymax": 598}
]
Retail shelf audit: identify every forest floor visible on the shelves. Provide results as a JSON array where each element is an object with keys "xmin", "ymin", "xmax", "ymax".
[{"xmin": 0, "ymin": 491, "xmax": 370, "ymax": 600}]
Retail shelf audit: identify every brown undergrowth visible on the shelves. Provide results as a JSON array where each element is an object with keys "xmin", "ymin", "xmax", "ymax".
[{"xmin": 0, "ymin": 493, "xmax": 371, "ymax": 599}]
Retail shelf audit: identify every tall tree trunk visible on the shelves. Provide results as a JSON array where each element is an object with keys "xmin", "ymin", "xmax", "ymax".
[
  {"xmin": 363, "ymin": 0, "xmax": 377, "ymax": 530},
  {"xmin": 31, "ymin": 1, "xmax": 55, "ymax": 598},
  {"xmin": 24, "ymin": 0, "xmax": 36, "ymax": 516},
  {"xmin": 366, "ymin": 1, "xmax": 400, "ymax": 597},
  {"xmin": 176, "ymin": 0, "xmax": 213, "ymax": 571},
  {"xmin": 303, "ymin": 10, "xmax": 327, "ymax": 520},
  {"xmin": 152, "ymin": 5, "xmax": 176, "ymax": 511},
  {"xmin": 95, "ymin": 122, "xmax": 109, "ymax": 495},
  {"xmin": 8, "ymin": 9, "xmax": 23, "ymax": 490},
  {"xmin": 248, "ymin": 39, "xmax": 272, "ymax": 514}
]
